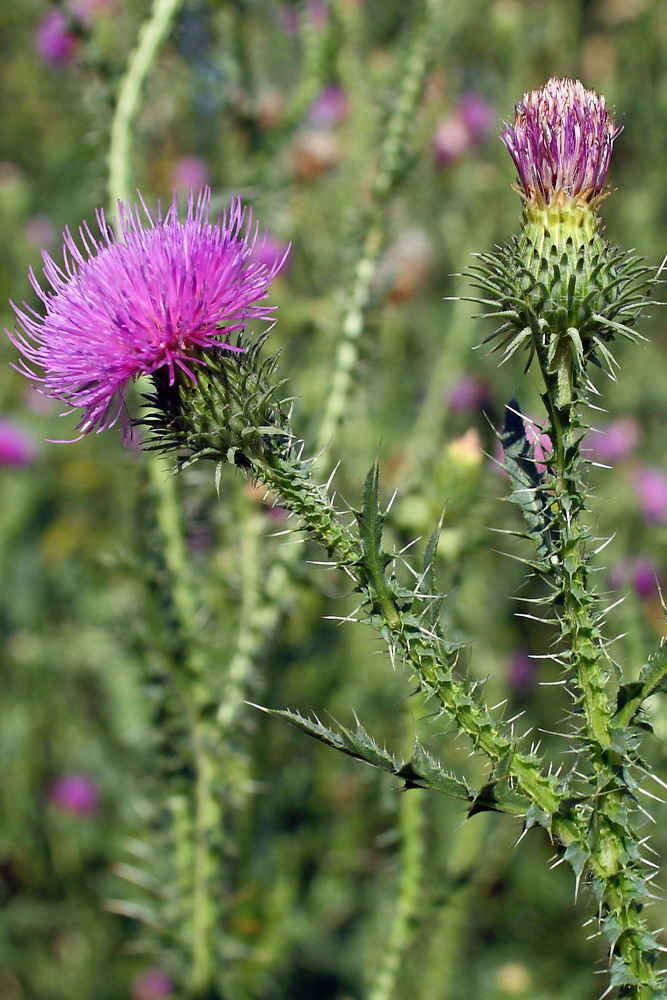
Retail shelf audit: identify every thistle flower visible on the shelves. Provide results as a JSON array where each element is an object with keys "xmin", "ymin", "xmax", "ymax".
[
  {"xmin": 0, "ymin": 419, "xmax": 36, "ymax": 467},
  {"xmin": 501, "ymin": 77, "xmax": 619, "ymax": 210},
  {"xmin": 7, "ymin": 189, "xmax": 283, "ymax": 440},
  {"xmin": 634, "ymin": 466, "xmax": 667, "ymax": 524},
  {"xmin": 47, "ymin": 773, "xmax": 99, "ymax": 815},
  {"xmin": 468, "ymin": 78, "xmax": 652, "ymax": 408},
  {"xmin": 131, "ymin": 968, "xmax": 174, "ymax": 1000},
  {"xmin": 34, "ymin": 9, "xmax": 80, "ymax": 67}
]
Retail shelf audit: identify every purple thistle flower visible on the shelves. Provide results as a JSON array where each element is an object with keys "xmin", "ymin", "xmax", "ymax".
[
  {"xmin": 170, "ymin": 155, "xmax": 210, "ymax": 191},
  {"xmin": 447, "ymin": 375, "xmax": 490, "ymax": 414},
  {"xmin": 34, "ymin": 9, "xmax": 80, "ymax": 67},
  {"xmin": 609, "ymin": 557, "xmax": 661, "ymax": 600},
  {"xmin": 48, "ymin": 773, "xmax": 99, "ymax": 815},
  {"xmin": 131, "ymin": 968, "xmax": 174, "ymax": 1000},
  {"xmin": 582, "ymin": 417, "xmax": 639, "ymax": 464},
  {"xmin": 501, "ymin": 77, "xmax": 620, "ymax": 206},
  {"xmin": 634, "ymin": 466, "xmax": 667, "ymax": 524},
  {"xmin": 0, "ymin": 419, "xmax": 37, "ymax": 466},
  {"xmin": 249, "ymin": 232, "xmax": 291, "ymax": 274},
  {"xmin": 308, "ymin": 85, "xmax": 348, "ymax": 128},
  {"xmin": 508, "ymin": 648, "xmax": 536, "ymax": 693},
  {"xmin": 458, "ymin": 92, "xmax": 494, "ymax": 143},
  {"xmin": 7, "ymin": 189, "xmax": 284, "ymax": 441}
]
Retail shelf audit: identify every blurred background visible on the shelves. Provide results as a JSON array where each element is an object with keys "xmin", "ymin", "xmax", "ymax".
[{"xmin": 3, "ymin": 1, "xmax": 667, "ymax": 998}]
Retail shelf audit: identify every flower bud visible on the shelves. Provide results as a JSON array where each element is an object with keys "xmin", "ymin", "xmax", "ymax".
[{"xmin": 470, "ymin": 78, "xmax": 653, "ymax": 407}]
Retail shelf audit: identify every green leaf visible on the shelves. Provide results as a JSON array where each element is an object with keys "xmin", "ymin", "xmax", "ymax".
[
  {"xmin": 256, "ymin": 708, "xmax": 473, "ymax": 803},
  {"xmin": 399, "ymin": 740, "xmax": 472, "ymax": 801},
  {"xmin": 613, "ymin": 644, "xmax": 667, "ymax": 727}
]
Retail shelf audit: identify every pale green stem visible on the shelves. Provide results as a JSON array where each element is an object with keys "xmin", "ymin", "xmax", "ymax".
[
  {"xmin": 368, "ymin": 749, "xmax": 424, "ymax": 1000},
  {"xmin": 418, "ymin": 815, "xmax": 491, "ymax": 1000},
  {"xmin": 107, "ymin": 2, "xmax": 219, "ymax": 993},
  {"xmin": 216, "ymin": 488, "xmax": 263, "ymax": 733},
  {"xmin": 108, "ymin": 0, "xmax": 184, "ymax": 207}
]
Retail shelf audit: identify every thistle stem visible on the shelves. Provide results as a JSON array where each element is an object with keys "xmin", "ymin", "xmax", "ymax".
[
  {"xmin": 534, "ymin": 338, "xmax": 664, "ymax": 999},
  {"xmin": 108, "ymin": 4, "xmax": 221, "ymax": 993},
  {"xmin": 253, "ymin": 451, "xmax": 561, "ymax": 823},
  {"xmin": 368, "ymin": 777, "xmax": 423, "ymax": 1000}
]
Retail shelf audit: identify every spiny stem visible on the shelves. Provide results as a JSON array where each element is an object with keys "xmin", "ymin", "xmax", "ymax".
[
  {"xmin": 253, "ymin": 451, "xmax": 561, "ymax": 823},
  {"xmin": 534, "ymin": 338, "xmax": 664, "ymax": 999},
  {"xmin": 108, "ymin": 4, "xmax": 221, "ymax": 993}
]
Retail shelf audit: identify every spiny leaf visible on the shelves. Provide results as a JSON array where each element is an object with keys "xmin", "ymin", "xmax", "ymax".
[
  {"xmin": 613, "ymin": 644, "xmax": 667, "ymax": 727},
  {"xmin": 259, "ymin": 708, "xmax": 474, "ymax": 803}
]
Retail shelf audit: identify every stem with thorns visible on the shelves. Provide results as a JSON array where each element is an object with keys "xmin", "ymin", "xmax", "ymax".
[{"xmin": 533, "ymin": 336, "xmax": 666, "ymax": 998}]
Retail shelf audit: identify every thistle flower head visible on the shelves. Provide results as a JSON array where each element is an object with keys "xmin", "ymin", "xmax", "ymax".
[
  {"xmin": 501, "ymin": 77, "xmax": 619, "ymax": 208},
  {"xmin": 7, "ymin": 188, "xmax": 284, "ymax": 440}
]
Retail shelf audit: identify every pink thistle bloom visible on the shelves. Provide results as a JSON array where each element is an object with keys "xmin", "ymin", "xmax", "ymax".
[
  {"xmin": 131, "ymin": 968, "xmax": 174, "ymax": 1000},
  {"xmin": 249, "ymin": 232, "xmax": 290, "ymax": 274},
  {"xmin": 508, "ymin": 648, "xmax": 536, "ymax": 692},
  {"xmin": 169, "ymin": 155, "xmax": 210, "ymax": 191},
  {"xmin": 34, "ymin": 9, "xmax": 80, "ymax": 67},
  {"xmin": 609, "ymin": 557, "xmax": 661, "ymax": 600},
  {"xmin": 458, "ymin": 92, "xmax": 494, "ymax": 143},
  {"xmin": 0, "ymin": 419, "xmax": 37, "ymax": 466},
  {"xmin": 7, "ymin": 189, "xmax": 284, "ymax": 441},
  {"xmin": 501, "ymin": 77, "xmax": 620, "ymax": 206},
  {"xmin": 432, "ymin": 114, "xmax": 471, "ymax": 168},
  {"xmin": 48, "ymin": 773, "xmax": 99, "ymax": 815},
  {"xmin": 582, "ymin": 417, "xmax": 639, "ymax": 464},
  {"xmin": 447, "ymin": 375, "xmax": 490, "ymax": 414},
  {"xmin": 308, "ymin": 85, "xmax": 348, "ymax": 128},
  {"xmin": 634, "ymin": 466, "xmax": 667, "ymax": 524},
  {"xmin": 25, "ymin": 214, "xmax": 57, "ymax": 251},
  {"xmin": 71, "ymin": 0, "xmax": 117, "ymax": 24}
]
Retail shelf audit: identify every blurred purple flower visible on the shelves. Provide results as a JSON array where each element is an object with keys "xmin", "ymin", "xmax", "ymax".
[
  {"xmin": 7, "ymin": 189, "xmax": 282, "ymax": 440},
  {"xmin": 34, "ymin": 9, "xmax": 80, "ymax": 67},
  {"xmin": 249, "ymin": 233, "xmax": 290, "ymax": 274},
  {"xmin": 447, "ymin": 375, "xmax": 490, "ymax": 414},
  {"xmin": 432, "ymin": 114, "xmax": 471, "ymax": 167},
  {"xmin": 308, "ymin": 85, "xmax": 347, "ymax": 128},
  {"xmin": 632, "ymin": 559, "xmax": 661, "ymax": 599},
  {"xmin": 48, "ymin": 774, "xmax": 99, "ymax": 815},
  {"xmin": 25, "ymin": 214, "xmax": 56, "ymax": 251},
  {"xmin": 501, "ymin": 77, "xmax": 619, "ymax": 205},
  {"xmin": 131, "ymin": 968, "xmax": 174, "ymax": 1000},
  {"xmin": 458, "ymin": 92, "xmax": 494, "ymax": 142},
  {"xmin": 635, "ymin": 466, "xmax": 667, "ymax": 524},
  {"xmin": 0, "ymin": 419, "xmax": 37, "ymax": 466},
  {"xmin": 169, "ymin": 155, "xmax": 210, "ymax": 191},
  {"xmin": 279, "ymin": 0, "xmax": 328, "ymax": 35},
  {"xmin": 583, "ymin": 417, "xmax": 639, "ymax": 463},
  {"xmin": 609, "ymin": 557, "xmax": 661, "ymax": 600},
  {"xmin": 509, "ymin": 648, "xmax": 535, "ymax": 692}
]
